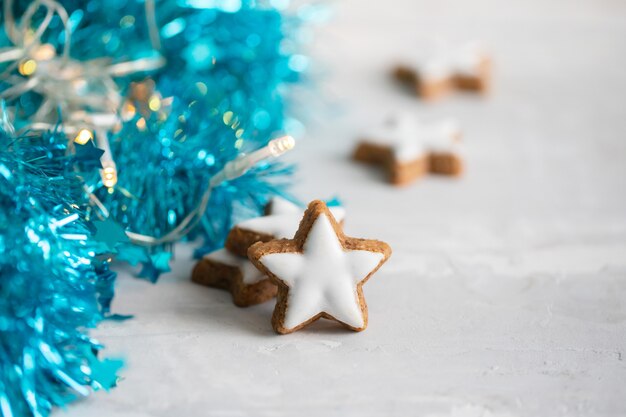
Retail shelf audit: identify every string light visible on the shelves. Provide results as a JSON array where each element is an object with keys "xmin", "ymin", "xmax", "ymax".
[
  {"xmin": 74, "ymin": 129, "xmax": 94, "ymax": 145},
  {"xmin": 121, "ymin": 103, "xmax": 137, "ymax": 121},
  {"xmin": 125, "ymin": 135, "xmax": 296, "ymax": 246},
  {"xmin": 18, "ymin": 59, "xmax": 37, "ymax": 75},
  {"xmin": 0, "ymin": 0, "xmax": 165, "ymax": 195},
  {"xmin": 101, "ymin": 166, "xmax": 117, "ymax": 188},
  {"xmin": 32, "ymin": 43, "xmax": 56, "ymax": 61},
  {"xmin": 209, "ymin": 135, "xmax": 295, "ymax": 186},
  {"xmin": 95, "ymin": 128, "xmax": 118, "ymax": 188},
  {"xmin": 3, "ymin": 0, "xmax": 302, "ymax": 276},
  {"xmin": 148, "ymin": 95, "xmax": 161, "ymax": 112},
  {"xmin": 136, "ymin": 118, "xmax": 147, "ymax": 131}
]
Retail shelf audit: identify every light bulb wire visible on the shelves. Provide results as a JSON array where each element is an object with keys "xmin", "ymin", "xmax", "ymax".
[
  {"xmin": 1, "ymin": 0, "xmax": 165, "ymax": 191},
  {"xmin": 93, "ymin": 136, "xmax": 296, "ymax": 246},
  {"xmin": 1, "ymin": 1, "xmax": 296, "ymax": 248}
]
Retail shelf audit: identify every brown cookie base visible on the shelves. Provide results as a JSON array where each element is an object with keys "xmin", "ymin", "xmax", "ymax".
[
  {"xmin": 429, "ymin": 152, "xmax": 463, "ymax": 176},
  {"xmin": 224, "ymin": 227, "xmax": 275, "ymax": 257},
  {"xmin": 192, "ymin": 256, "xmax": 277, "ymax": 307},
  {"xmin": 418, "ymin": 77, "xmax": 455, "ymax": 101},
  {"xmin": 353, "ymin": 142, "xmax": 428, "ymax": 185},
  {"xmin": 394, "ymin": 65, "xmax": 454, "ymax": 100},
  {"xmin": 353, "ymin": 141, "xmax": 392, "ymax": 165},
  {"xmin": 248, "ymin": 200, "xmax": 391, "ymax": 334},
  {"xmin": 391, "ymin": 157, "xmax": 429, "ymax": 185},
  {"xmin": 354, "ymin": 142, "xmax": 461, "ymax": 185},
  {"xmin": 454, "ymin": 57, "xmax": 491, "ymax": 93}
]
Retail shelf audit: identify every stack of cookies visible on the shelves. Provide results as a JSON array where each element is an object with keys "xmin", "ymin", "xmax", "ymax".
[
  {"xmin": 192, "ymin": 199, "xmax": 391, "ymax": 334},
  {"xmin": 191, "ymin": 197, "xmax": 346, "ymax": 307}
]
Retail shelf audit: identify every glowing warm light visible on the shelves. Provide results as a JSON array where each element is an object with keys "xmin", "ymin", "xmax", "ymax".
[
  {"xmin": 32, "ymin": 44, "xmax": 56, "ymax": 61},
  {"xmin": 209, "ymin": 134, "xmax": 295, "ymax": 187},
  {"xmin": 267, "ymin": 135, "xmax": 296, "ymax": 156},
  {"xmin": 136, "ymin": 118, "xmax": 147, "ymax": 131},
  {"xmin": 122, "ymin": 102, "xmax": 137, "ymax": 121},
  {"xmin": 148, "ymin": 95, "xmax": 161, "ymax": 111},
  {"xmin": 18, "ymin": 59, "xmax": 37, "ymax": 76},
  {"xmin": 102, "ymin": 166, "xmax": 118, "ymax": 188},
  {"xmin": 74, "ymin": 129, "xmax": 93, "ymax": 145}
]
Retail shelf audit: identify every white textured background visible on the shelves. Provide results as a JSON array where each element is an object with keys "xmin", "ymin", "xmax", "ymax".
[{"xmin": 65, "ymin": 0, "xmax": 626, "ymax": 416}]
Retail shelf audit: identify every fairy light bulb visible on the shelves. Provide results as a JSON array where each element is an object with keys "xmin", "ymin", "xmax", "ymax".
[
  {"xmin": 121, "ymin": 102, "xmax": 137, "ymax": 121},
  {"xmin": 18, "ymin": 59, "xmax": 37, "ymax": 76},
  {"xmin": 267, "ymin": 135, "xmax": 295, "ymax": 156},
  {"xmin": 127, "ymin": 134, "xmax": 295, "ymax": 246},
  {"xmin": 93, "ymin": 128, "xmax": 118, "ymax": 188},
  {"xmin": 101, "ymin": 165, "xmax": 117, "ymax": 188},
  {"xmin": 74, "ymin": 129, "xmax": 93, "ymax": 144},
  {"xmin": 32, "ymin": 43, "xmax": 56, "ymax": 61},
  {"xmin": 209, "ymin": 135, "xmax": 296, "ymax": 187},
  {"xmin": 241, "ymin": 135, "xmax": 295, "ymax": 170},
  {"xmin": 148, "ymin": 95, "xmax": 161, "ymax": 112},
  {"xmin": 18, "ymin": 41, "xmax": 56, "ymax": 77}
]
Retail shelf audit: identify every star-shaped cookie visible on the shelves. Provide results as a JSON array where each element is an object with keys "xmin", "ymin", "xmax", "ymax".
[
  {"xmin": 225, "ymin": 197, "xmax": 346, "ymax": 257},
  {"xmin": 353, "ymin": 114, "xmax": 463, "ymax": 185},
  {"xmin": 394, "ymin": 41, "xmax": 491, "ymax": 100},
  {"xmin": 248, "ymin": 200, "xmax": 391, "ymax": 334}
]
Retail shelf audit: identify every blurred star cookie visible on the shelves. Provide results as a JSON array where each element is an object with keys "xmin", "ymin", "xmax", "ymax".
[
  {"xmin": 394, "ymin": 41, "xmax": 491, "ymax": 100},
  {"xmin": 353, "ymin": 114, "xmax": 463, "ymax": 185}
]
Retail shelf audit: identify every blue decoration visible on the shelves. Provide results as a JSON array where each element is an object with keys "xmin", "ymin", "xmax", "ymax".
[
  {"xmin": 92, "ymin": 218, "xmax": 130, "ymax": 253},
  {"xmin": 0, "ymin": 0, "xmax": 303, "ymax": 279},
  {"xmin": 0, "ymin": 127, "xmax": 121, "ymax": 417},
  {"xmin": 73, "ymin": 140, "xmax": 105, "ymax": 169},
  {"xmin": 77, "ymin": 0, "xmax": 301, "ymax": 277},
  {"xmin": 0, "ymin": 0, "xmax": 307, "ymax": 414}
]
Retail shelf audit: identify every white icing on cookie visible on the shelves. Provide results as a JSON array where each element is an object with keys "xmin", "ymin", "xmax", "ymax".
[
  {"xmin": 266, "ymin": 197, "xmax": 301, "ymax": 215},
  {"xmin": 365, "ymin": 115, "xmax": 427, "ymax": 162},
  {"xmin": 258, "ymin": 213, "xmax": 384, "ymax": 330},
  {"xmin": 205, "ymin": 248, "xmax": 266, "ymax": 285},
  {"xmin": 236, "ymin": 203, "xmax": 346, "ymax": 240},
  {"xmin": 363, "ymin": 114, "xmax": 462, "ymax": 162},
  {"xmin": 413, "ymin": 41, "xmax": 487, "ymax": 81}
]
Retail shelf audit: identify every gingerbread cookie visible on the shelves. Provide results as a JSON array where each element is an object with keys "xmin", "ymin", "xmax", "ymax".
[
  {"xmin": 354, "ymin": 114, "xmax": 463, "ymax": 185},
  {"xmin": 394, "ymin": 41, "xmax": 491, "ymax": 100},
  {"xmin": 192, "ymin": 248, "xmax": 277, "ymax": 307},
  {"xmin": 248, "ymin": 200, "xmax": 391, "ymax": 334},
  {"xmin": 225, "ymin": 197, "xmax": 346, "ymax": 257}
]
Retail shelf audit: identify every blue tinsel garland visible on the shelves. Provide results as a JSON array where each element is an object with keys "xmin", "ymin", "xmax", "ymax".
[
  {"xmin": 1, "ymin": 0, "xmax": 302, "ymax": 279},
  {"xmin": 0, "ymin": 128, "xmax": 122, "ymax": 417},
  {"xmin": 0, "ymin": 0, "xmax": 304, "ymax": 414}
]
